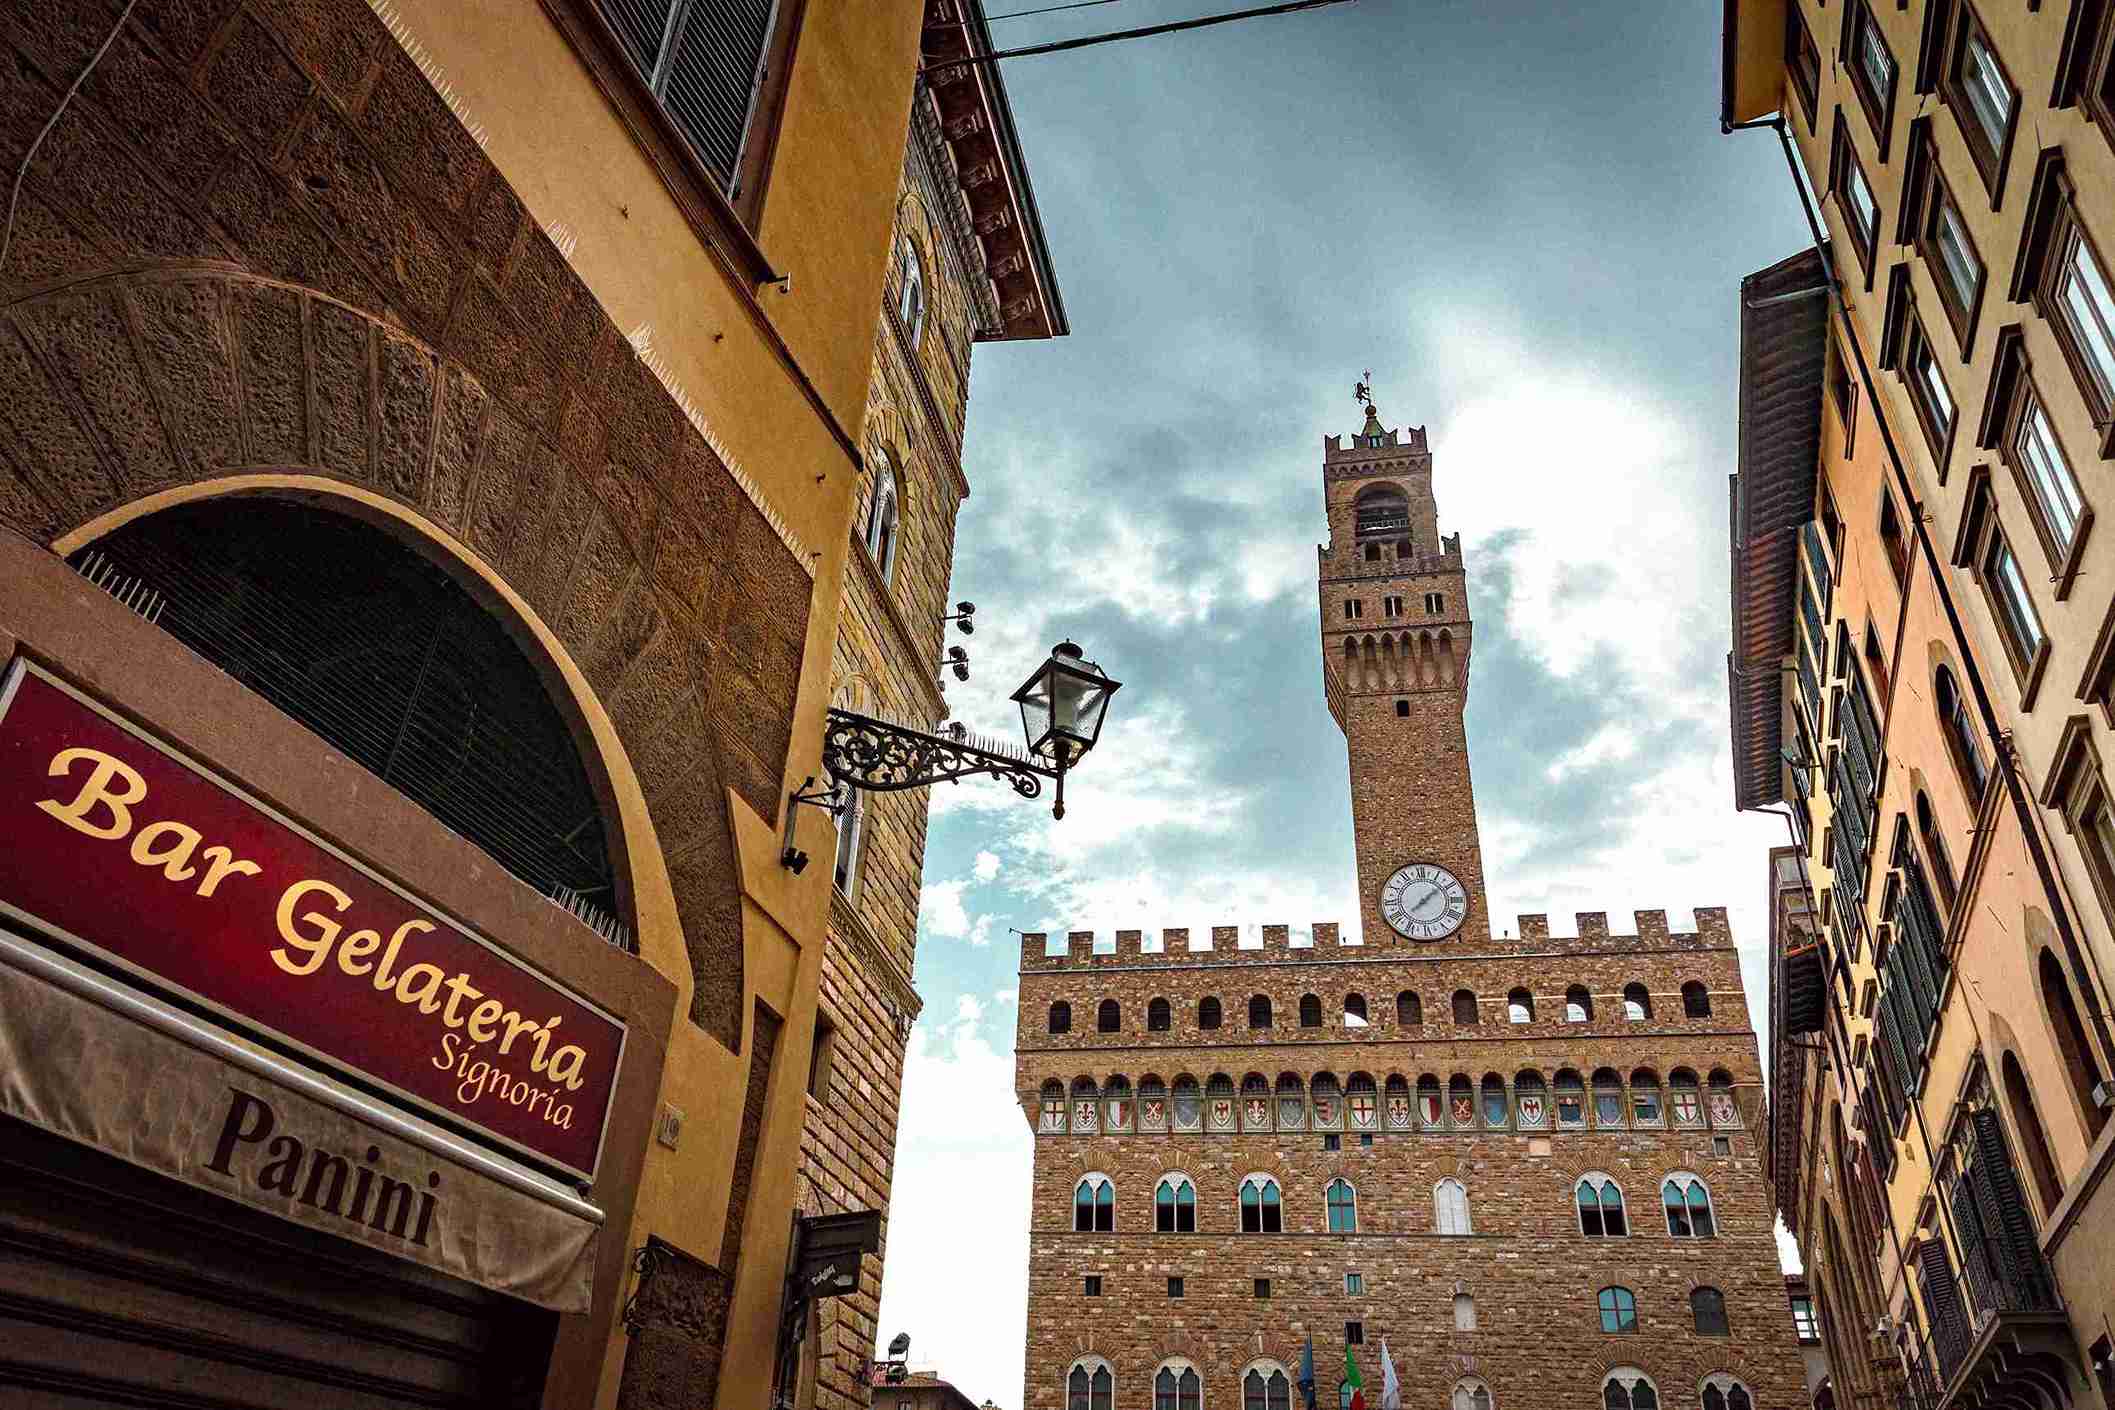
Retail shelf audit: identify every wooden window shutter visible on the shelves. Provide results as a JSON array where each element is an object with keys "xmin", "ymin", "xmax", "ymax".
[{"xmin": 1917, "ymin": 1240, "xmax": 1972, "ymax": 1379}]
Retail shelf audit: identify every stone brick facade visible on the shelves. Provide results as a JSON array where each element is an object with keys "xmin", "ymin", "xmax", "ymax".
[
  {"xmin": 795, "ymin": 57, "xmax": 1065, "ymax": 1410},
  {"xmin": 1016, "ymin": 415, "xmax": 1807, "ymax": 1410}
]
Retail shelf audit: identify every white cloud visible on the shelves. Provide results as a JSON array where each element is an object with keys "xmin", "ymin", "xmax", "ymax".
[
  {"xmin": 1545, "ymin": 722, "xmax": 1641, "ymax": 782},
  {"xmin": 921, "ymin": 879, "xmax": 971, "ymax": 940},
  {"xmin": 974, "ymin": 850, "xmax": 1002, "ymax": 882},
  {"xmin": 875, "ymin": 1003, "xmax": 1033, "ymax": 1405}
]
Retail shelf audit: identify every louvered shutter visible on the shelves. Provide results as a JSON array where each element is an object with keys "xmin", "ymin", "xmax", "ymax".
[
  {"xmin": 593, "ymin": 0, "xmax": 780, "ymax": 193},
  {"xmin": 1968, "ymin": 1110, "xmax": 2054, "ymax": 1308},
  {"xmin": 601, "ymin": 0, "xmax": 676, "ymax": 71},
  {"xmin": 1917, "ymin": 1240, "xmax": 1972, "ymax": 1380},
  {"xmin": 1946, "ymin": 1176, "xmax": 1999, "ymax": 1317},
  {"xmin": 1878, "ymin": 980, "xmax": 1920, "ymax": 1095},
  {"xmin": 663, "ymin": 0, "xmax": 779, "ymax": 190}
]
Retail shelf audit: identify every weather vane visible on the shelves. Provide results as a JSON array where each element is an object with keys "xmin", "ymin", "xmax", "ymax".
[{"xmin": 1353, "ymin": 371, "xmax": 1373, "ymax": 409}]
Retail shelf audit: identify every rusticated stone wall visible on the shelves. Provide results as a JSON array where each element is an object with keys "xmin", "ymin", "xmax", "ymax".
[{"xmin": 0, "ymin": 0, "xmax": 817, "ymax": 1048}]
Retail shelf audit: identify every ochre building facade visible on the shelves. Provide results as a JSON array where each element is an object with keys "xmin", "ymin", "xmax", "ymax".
[
  {"xmin": 1015, "ymin": 409, "xmax": 1809, "ymax": 1410},
  {"xmin": 1723, "ymin": 3, "xmax": 2115, "ymax": 1408},
  {"xmin": 0, "ymin": 1, "xmax": 1047, "ymax": 1407}
]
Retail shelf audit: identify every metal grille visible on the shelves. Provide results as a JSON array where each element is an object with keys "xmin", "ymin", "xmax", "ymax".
[{"xmin": 72, "ymin": 501, "xmax": 622, "ymax": 938}]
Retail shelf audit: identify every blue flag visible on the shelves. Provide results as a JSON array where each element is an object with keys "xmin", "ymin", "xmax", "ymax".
[{"xmin": 1298, "ymin": 1337, "xmax": 1317, "ymax": 1410}]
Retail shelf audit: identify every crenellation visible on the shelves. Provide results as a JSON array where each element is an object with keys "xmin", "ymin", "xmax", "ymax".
[{"xmin": 1014, "ymin": 909, "xmax": 1736, "ymax": 972}]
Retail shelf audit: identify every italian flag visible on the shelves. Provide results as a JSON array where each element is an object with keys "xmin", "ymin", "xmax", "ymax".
[{"xmin": 1344, "ymin": 1345, "xmax": 1365, "ymax": 1410}]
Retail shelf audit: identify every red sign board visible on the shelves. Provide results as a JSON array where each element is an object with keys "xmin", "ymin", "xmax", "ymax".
[{"xmin": 0, "ymin": 661, "xmax": 624, "ymax": 1180}]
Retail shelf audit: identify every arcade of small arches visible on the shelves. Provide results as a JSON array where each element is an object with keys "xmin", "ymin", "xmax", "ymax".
[
  {"xmin": 1338, "ymin": 628, "xmax": 1458, "ymax": 692},
  {"xmin": 1036, "ymin": 1066, "xmax": 1744, "ymax": 1137},
  {"xmin": 1060, "ymin": 1360, "xmax": 1758, "ymax": 1410},
  {"xmin": 1066, "ymin": 1167, "xmax": 1721, "ymax": 1240},
  {"xmin": 1045, "ymin": 982, "xmax": 1715, "ymax": 1038}
]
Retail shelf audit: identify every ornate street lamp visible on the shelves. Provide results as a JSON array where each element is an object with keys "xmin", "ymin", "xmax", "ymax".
[{"xmin": 797, "ymin": 641, "xmax": 1120, "ymax": 821}]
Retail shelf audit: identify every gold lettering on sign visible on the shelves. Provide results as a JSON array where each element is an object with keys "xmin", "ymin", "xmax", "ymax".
[{"xmin": 39, "ymin": 747, "xmax": 262, "ymax": 897}]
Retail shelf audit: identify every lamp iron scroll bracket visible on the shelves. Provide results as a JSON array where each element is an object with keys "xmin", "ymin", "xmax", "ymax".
[{"xmin": 818, "ymin": 707, "xmax": 1071, "ymax": 817}]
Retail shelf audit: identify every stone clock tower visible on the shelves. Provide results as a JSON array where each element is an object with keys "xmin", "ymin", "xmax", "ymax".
[
  {"xmin": 1318, "ymin": 402, "xmax": 1488, "ymax": 944},
  {"xmin": 1010, "ymin": 394, "xmax": 1804, "ymax": 1410}
]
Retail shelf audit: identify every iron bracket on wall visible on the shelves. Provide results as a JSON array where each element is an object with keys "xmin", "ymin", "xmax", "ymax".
[{"xmin": 815, "ymin": 707, "xmax": 1071, "ymax": 816}]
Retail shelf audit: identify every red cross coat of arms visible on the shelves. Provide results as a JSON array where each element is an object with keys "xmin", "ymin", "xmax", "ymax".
[
  {"xmin": 1673, "ymin": 1091, "xmax": 1702, "ymax": 1125},
  {"xmin": 1349, "ymin": 1094, "xmax": 1376, "ymax": 1128}
]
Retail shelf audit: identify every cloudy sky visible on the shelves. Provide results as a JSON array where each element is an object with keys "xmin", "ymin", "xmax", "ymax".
[{"xmin": 873, "ymin": 0, "xmax": 1812, "ymax": 1399}]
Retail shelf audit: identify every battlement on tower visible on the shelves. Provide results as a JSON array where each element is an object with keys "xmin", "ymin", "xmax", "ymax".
[
  {"xmin": 1018, "ymin": 907, "xmax": 1733, "ymax": 971},
  {"xmin": 1324, "ymin": 424, "xmax": 1429, "ymax": 459}
]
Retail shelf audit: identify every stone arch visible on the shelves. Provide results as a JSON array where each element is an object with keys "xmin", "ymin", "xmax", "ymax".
[{"xmin": 5, "ymin": 267, "xmax": 809, "ymax": 1053}]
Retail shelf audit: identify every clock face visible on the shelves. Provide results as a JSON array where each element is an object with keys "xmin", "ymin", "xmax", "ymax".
[{"xmin": 1381, "ymin": 862, "xmax": 1468, "ymax": 940}]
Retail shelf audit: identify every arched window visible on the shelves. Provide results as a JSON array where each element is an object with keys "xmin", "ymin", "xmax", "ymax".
[
  {"xmin": 2039, "ymin": 948, "xmax": 2110, "ymax": 1137},
  {"xmin": 1916, "ymin": 791, "xmax": 1958, "ymax": 911},
  {"xmin": 85, "ymin": 501, "xmax": 618, "ymax": 916},
  {"xmin": 1662, "ymin": 1174, "xmax": 1716, "ymax": 1237},
  {"xmin": 1073, "ymin": 1174, "xmax": 1113, "ymax": 1232},
  {"xmin": 1249, "ymin": 994, "xmax": 1273, "ymax": 1029},
  {"xmin": 897, "ymin": 235, "xmax": 926, "ymax": 343},
  {"xmin": 1155, "ymin": 1175, "xmax": 1197, "ymax": 1232},
  {"xmin": 2001, "ymin": 1051, "xmax": 2065, "ymax": 1210},
  {"xmin": 1598, "ymin": 1285, "xmax": 1639, "ymax": 1333},
  {"xmin": 1576, "ymin": 1174, "xmax": 1628, "ymax": 1236},
  {"xmin": 1602, "ymin": 1368, "xmax": 1658, "ymax": 1410},
  {"xmin": 1682, "ymin": 981, "xmax": 1712, "ymax": 1017},
  {"xmin": 1450, "ymin": 1378, "xmax": 1492, "ymax": 1410},
  {"xmin": 1199, "ymin": 997, "xmax": 1223, "ymax": 1030},
  {"xmin": 1630, "ymin": 1068, "xmax": 1663, "ymax": 1125},
  {"xmin": 1565, "ymin": 985, "xmax": 1594, "ymax": 1022},
  {"xmin": 1700, "ymin": 1375, "xmax": 1753, "ymax": 1410},
  {"xmin": 1300, "ymin": 993, "xmax": 1324, "ymax": 1028},
  {"xmin": 1068, "ymin": 1359, "xmax": 1114, "ymax": 1410},
  {"xmin": 1239, "ymin": 1174, "xmax": 1283, "ymax": 1233},
  {"xmin": 1593, "ymin": 1068, "xmax": 1626, "ymax": 1126},
  {"xmin": 1344, "ymin": 992, "xmax": 1369, "ymax": 1027},
  {"xmin": 1452, "ymin": 989, "xmax": 1479, "ymax": 1025},
  {"xmin": 1355, "ymin": 485, "xmax": 1410, "ymax": 541},
  {"xmin": 1507, "ymin": 988, "xmax": 1534, "ymax": 1023},
  {"xmin": 1555, "ymin": 1068, "xmax": 1586, "ymax": 1128},
  {"xmin": 1936, "ymin": 665, "xmax": 1988, "ymax": 800},
  {"xmin": 1326, "ymin": 1178, "xmax": 1357, "ymax": 1232},
  {"xmin": 1148, "ymin": 997, "xmax": 1172, "ymax": 1032},
  {"xmin": 1623, "ymin": 983, "xmax": 1652, "ymax": 1021},
  {"xmin": 1454, "ymin": 1293, "xmax": 1477, "ymax": 1329},
  {"xmin": 1155, "ymin": 1364, "xmax": 1202, "ymax": 1410},
  {"xmin": 1397, "ymin": 990, "xmax": 1422, "ymax": 1025},
  {"xmin": 1691, "ymin": 1286, "xmax": 1729, "ymax": 1335},
  {"xmin": 866, "ymin": 454, "xmax": 902, "ymax": 583},
  {"xmin": 1243, "ymin": 1366, "xmax": 1293, "ymax": 1410},
  {"xmin": 1434, "ymin": 1177, "xmax": 1472, "ymax": 1234},
  {"xmin": 1048, "ymin": 1001, "xmax": 1072, "ymax": 1034},
  {"xmin": 832, "ymin": 784, "xmax": 867, "ymax": 897},
  {"xmin": 1097, "ymin": 999, "xmax": 1121, "ymax": 1033}
]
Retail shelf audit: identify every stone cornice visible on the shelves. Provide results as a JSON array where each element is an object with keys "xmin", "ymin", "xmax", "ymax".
[{"xmin": 831, "ymin": 886, "xmax": 923, "ymax": 1020}]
